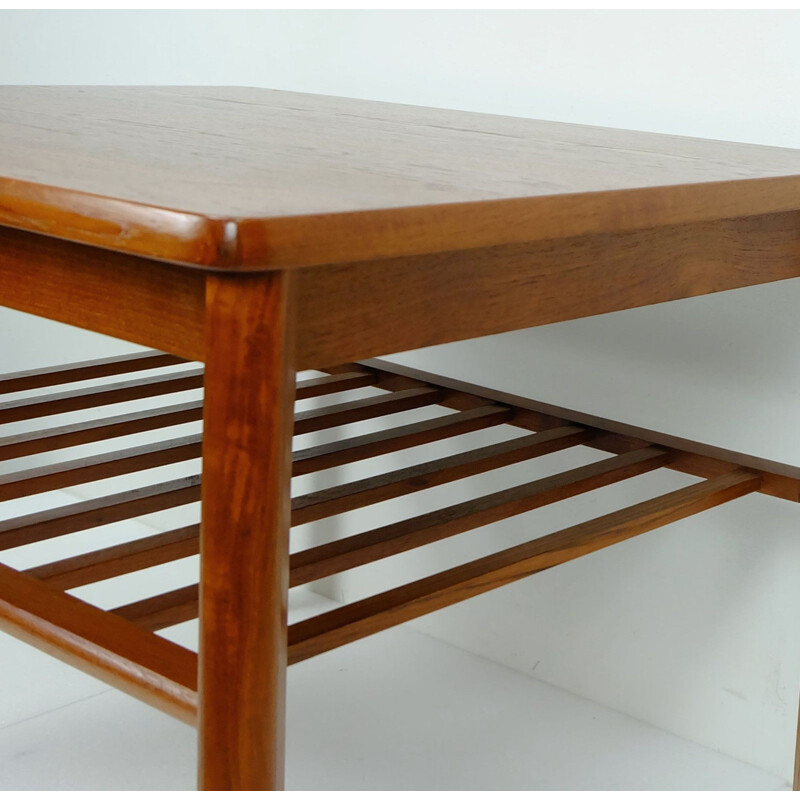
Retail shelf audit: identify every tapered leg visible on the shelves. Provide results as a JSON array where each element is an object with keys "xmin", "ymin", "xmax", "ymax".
[{"xmin": 198, "ymin": 271, "xmax": 296, "ymax": 790}]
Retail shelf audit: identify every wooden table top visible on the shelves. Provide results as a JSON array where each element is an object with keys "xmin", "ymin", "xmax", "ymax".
[{"xmin": 2, "ymin": 86, "xmax": 800, "ymax": 271}]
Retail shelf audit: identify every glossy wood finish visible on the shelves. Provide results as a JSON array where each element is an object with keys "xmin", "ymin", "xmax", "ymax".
[
  {"xmin": 0, "ymin": 476, "xmax": 200, "ymax": 551},
  {"xmin": 363, "ymin": 359, "xmax": 800, "ymax": 502},
  {"xmin": 0, "ymin": 435, "xmax": 200, "ymax": 502},
  {"xmin": 295, "ymin": 211, "xmax": 800, "ymax": 369},
  {"xmin": 8, "ymin": 206, "xmax": 800, "ymax": 376},
  {"xmin": 3, "ymin": 87, "xmax": 800, "ymax": 269},
  {"xmin": 0, "ymin": 349, "xmax": 790, "ymax": 789},
  {"xmin": 290, "ymin": 447, "xmax": 670, "ymax": 586},
  {"xmin": 288, "ymin": 470, "xmax": 761, "ymax": 664},
  {"xmin": 29, "ymin": 525, "xmax": 200, "ymax": 591},
  {"xmin": 0, "ymin": 367, "xmax": 203, "ymax": 424},
  {"xmin": 0, "ymin": 562, "xmax": 197, "ymax": 723},
  {"xmin": 290, "ymin": 425, "xmax": 590, "ymax": 526},
  {"xmin": 292, "ymin": 404, "xmax": 510, "ymax": 475},
  {"xmin": 0, "ymin": 349, "xmax": 183, "ymax": 393},
  {"xmin": 0, "ymin": 226, "xmax": 206, "ymax": 361},
  {"xmin": 198, "ymin": 272, "xmax": 296, "ymax": 790},
  {"xmin": 1, "ymin": 88, "xmax": 799, "ymax": 791},
  {"xmin": 0, "ymin": 401, "xmax": 203, "ymax": 462}
]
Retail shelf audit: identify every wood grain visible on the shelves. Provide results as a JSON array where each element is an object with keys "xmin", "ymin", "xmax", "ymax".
[
  {"xmin": 287, "ymin": 470, "xmax": 761, "ymax": 664},
  {"xmin": 2, "ymin": 87, "xmax": 800, "ymax": 269},
  {"xmin": 293, "ymin": 386, "xmax": 442, "ymax": 436},
  {"xmin": 0, "ymin": 401, "xmax": 203, "ymax": 462},
  {"xmin": 0, "ymin": 367, "xmax": 203, "ymax": 424},
  {"xmin": 294, "ymin": 370, "xmax": 376, "ymax": 399},
  {"xmin": 29, "ymin": 525, "xmax": 200, "ymax": 591},
  {"xmin": 0, "ymin": 476, "xmax": 201, "ymax": 551},
  {"xmin": 290, "ymin": 447, "xmax": 670, "ymax": 586},
  {"xmin": 0, "ymin": 350, "xmax": 183, "ymax": 394},
  {"xmin": 0, "ymin": 562, "xmax": 197, "ymax": 723},
  {"xmin": 22, "ymin": 429, "xmax": 587, "ymax": 594},
  {"xmin": 198, "ymin": 271, "xmax": 296, "ymax": 790},
  {"xmin": 292, "ymin": 405, "xmax": 511, "ymax": 476},
  {"xmin": 0, "ymin": 226, "xmax": 205, "ymax": 360},
  {"xmin": 291, "ymin": 425, "xmax": 590, "ymax": 526},
  {"xmin": 116, "ymin": 584, "xmax": 200, "ymax": 633},
  {"xmin": 296, "ymin": 211, "xmax": 800, "ymax": 368},
  {"xmin": 0, "ymin": 87, "xmax": 798, "ymax": 793},
  {"xmin": 362, "ymin": 358, "xmax": 800, "ymax": 502},
  {"xmin": 0, "ymin": 435, "xmax": 201, "ymax": 502}
]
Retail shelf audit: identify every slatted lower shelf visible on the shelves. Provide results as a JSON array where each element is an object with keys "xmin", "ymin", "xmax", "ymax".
[{"xmin": 0, "ymin": 350, "xmax": 796, "ymax": 724}]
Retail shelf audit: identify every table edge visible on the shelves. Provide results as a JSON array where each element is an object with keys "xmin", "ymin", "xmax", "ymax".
[{"xmin": 2, "ymin": 173, "xmax": 800, "ymax": 271}]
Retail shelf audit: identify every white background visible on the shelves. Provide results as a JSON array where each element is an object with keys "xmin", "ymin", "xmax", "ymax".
[{"xmin": 2, "ymin": 9, "xmax": 800, "ymax": 781}]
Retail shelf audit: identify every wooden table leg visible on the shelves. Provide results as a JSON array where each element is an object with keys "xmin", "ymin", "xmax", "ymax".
[{"xmin": 197, "ymin": 271, "xmax": 296, "ymax": 790}]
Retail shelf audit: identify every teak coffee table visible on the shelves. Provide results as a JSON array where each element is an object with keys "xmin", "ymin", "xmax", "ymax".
[{"xmin": 1, "ymin": 87, "xmax": 800, "ymax": 790}]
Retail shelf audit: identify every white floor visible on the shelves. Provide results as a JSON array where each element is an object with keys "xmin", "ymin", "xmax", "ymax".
[{"xmin": 0, "ymin": 588, "xmax": 789, "ymax": 791}]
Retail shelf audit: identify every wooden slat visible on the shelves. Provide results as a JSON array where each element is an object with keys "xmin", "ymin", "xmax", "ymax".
[
  {"xmin": 0, "ymin": 561, "xmax": 197, "ymax": 723},
  {"xmin": 115, "ymin": 463, "xmax": 761, "ymax": 639},
  {"xmin": 0, "ymin": 401, "xmax": 204, "ymax": 462},
  {"xmin": 0, "ymin": 368, "xmax": 370, "ymax": 438},
  {"xmin": 362, "ymin": 358, "xmax": 800, "ymax": 502},
  {"xmin": 0, "ymin": 397, "xmax": 506, "ymax": 504},
  {"xmin": 0, "ymin": 435, "xmax": 202, "ymax": 502},
  {"xmin": 28, "ymin": 525, "xmax": 200, "ymax": 591},
  {"xmin": 115, "ymin": 584, "xmax": 200, "ymax": 633},
  {"xmin": 0, "ymin": 476, "xmax": 201, "ymax": 552},
  {"xmin": 0, "ymin": 406, "xmax": 516, "ymax": 555},
  {"xmin": 0, "ymin": 351, "xmax": 185, "ymax": 395},
  {"xmin": 293, "ymin": 386, "xmax": 442, "ymax": 436},
  {"xmin": 290, "ymin": 447, "xmax": 670, "ymax": 586},
  {"xmin": 0, "ymin": 367, "xmax": 204, "ymax": 424},
  {"xmin": 0, "ymin": 367, "xmax": 369, "ymax": 424},
  {"xmin": 105, "ymin": 443, "xmax": 667, "ymax": 632},
  {"xmin": 24, "ymin": 429, "xmax": 588, "ymax": 592},
  {"xmin": 287, "ymin": 469, "xmax": 762, "ymax": 664},
  {"xmin": 292, "ymin": 425, "xmax": 591, "ymax": 526},
  {"xmin": 319, "ymin": 363, "xmax": 537, "ymax": 415},
  {"xmin": 295, "ymin": 370, "xmax": 375, "ymax": 400},
  {"xmin": 0, "ymin": 371, "xmax": 377, "ymax": 462},
  {"xmin": 293, "ymin": 405, "xmax": 512, "ymax": 476}
]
